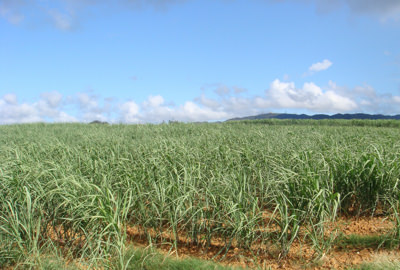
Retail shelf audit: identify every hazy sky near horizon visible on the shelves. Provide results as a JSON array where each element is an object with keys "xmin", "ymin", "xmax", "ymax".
[{"xmin": 1, "ymin": 0, "xmax": 400, "ymax": 123}]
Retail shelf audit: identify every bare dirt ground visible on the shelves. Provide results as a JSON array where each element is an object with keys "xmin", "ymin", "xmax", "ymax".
[{"xmin": 126, "ymin": 216, "xmax": 400, "ymax": 269}]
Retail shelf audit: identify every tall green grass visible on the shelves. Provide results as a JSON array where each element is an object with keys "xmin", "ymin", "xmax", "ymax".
[{"xmin": 1, "ymin": 121, "xmax": 399, "ymax": 268}]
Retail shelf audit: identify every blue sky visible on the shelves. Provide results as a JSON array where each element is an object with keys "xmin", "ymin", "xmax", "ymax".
[{"xmin": 1, "ymin": 0, "xmax": 400, "ymax": 123}]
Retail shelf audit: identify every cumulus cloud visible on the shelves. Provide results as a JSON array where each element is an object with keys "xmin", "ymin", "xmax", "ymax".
[
  {"xmin": 35, "ymin": 91, "xmax": 77, "ymax": 122},
  {"xmin": 326, "ymin": 81, "xmax": 400, "ymax": 114},
  {"xmin": 309, "ymin": 59, "xmax": 333, "ymax": 73},
  {"xmin": 118, "ymin": 95, "xmax": 229, "ymax": 123},
  {"xmin": 1, "ymin": 80, "xmax": 400, "ymax": 124},
  {"xmin": 195, "ymin": 94, "xmax": 221, "ymax": 110},
  {"xmin": 261, "ymin": 79, "xmax": 357, "ymax": 112},
  {"xmin": 177, "ymin": 101, "xmax": 228, "ymax": 122},
  {"xmin": 0, "ymin": 91, "xmax": 77, "ymax": 124},
  {"xmin": 143, "ymin": 95, "xmax": 165, "ymax": 108},
  {"xmin": 0, "ymin": 100, "xmax": 40, "ymax": 124},
  {"xmin": 120, "ymin": 100, "xmax": 140, "ymax": 123},
  {"xmin": 3, "ymin": 93, "xmax": 18, "ymax": 105},
  {"xmin": 41, "ymin": 91, "xmax": 63, "ymax": 108},
  {"xmin": 76, "ymin": 92, "xmax": 113, "ymax": 122},
  {"xmin": 122, "ymin": 80, "xmax": 364, "ymax": 122}
]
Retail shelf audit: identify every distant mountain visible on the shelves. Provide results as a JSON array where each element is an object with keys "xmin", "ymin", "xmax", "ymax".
[
  {"xmin": 89, "ymin": 120, "xmax": 109, "ymax": 124},
  {"xmin": 227, "ymin": 113, "xmax": 400, "ymax": 121}
]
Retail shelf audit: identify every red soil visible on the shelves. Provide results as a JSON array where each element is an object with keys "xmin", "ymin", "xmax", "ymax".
[{"xmin": 125, "ymin": 216, "xmax": 399, "ymax": 269}]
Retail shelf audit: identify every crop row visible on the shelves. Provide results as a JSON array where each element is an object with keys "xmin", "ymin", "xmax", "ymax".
[{"xmin": 1, "ymin": 121, "xmax": 399, "ymax": 268}]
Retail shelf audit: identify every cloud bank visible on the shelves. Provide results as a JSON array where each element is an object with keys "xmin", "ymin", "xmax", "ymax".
[
  {"xmin": 1, "ymin": 79, "xmax": 400, "ymax": 124},
  {"xmin": 0, "ymin": 92, "xmax": 77, "ymax": 124}
]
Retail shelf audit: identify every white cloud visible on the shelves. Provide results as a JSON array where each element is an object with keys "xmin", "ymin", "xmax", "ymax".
[
  {"xmin": 0, "ymin": 91, "xmax": 77, "ymax": 124},
  {"xmin": 41, "ymin": 91, "xmax": 63, "ymax": 108},
  {"xmin": 143, "ymin": 95, "xmax": 165, "ymax": 108},
  {"xmin": 78, "ymin": 93, "xmax": 96, "ymax": 108},
  {"xmin": 76, "ymin": 92, "xmax": 113, "ymax": 122},
  {"xmin": 161, "ymin": 101, "xmax": 228, "ymax": 122},
  {"xmin": 0, "ymin": 100, "xmax": 41, "ymax": 124},
  {"xmin": 196, "ymin": 89, "xmax": 257, "ymax": 118},
  {"xmin": 309, "ymin": 59, "xmax": 333, "ymax": 72},
  {"xmin": 267, "ymin": 79, "xmax": 297, "ymax": 107},
  {"xmin": 263, "ymin": 79, "xmax": 357, "ymax": 112},
  {"xmin": 325, "ymin": 81, "xmax": 400, "ymax": 114},
  {"xmin": 2, "ymin": 80, "xmax": 400, "ymax": 125},
  {"xmin": 196, "ymin": 94, "xmax": 220, "ymax": 110},
  {"xmin": 353, "ymin": 84, "xmax": 377, "ymax": 98},
  {"xmin": 50, "ymin": 111, "xmax": 77, "ymax": 122},
  {"xmin": 118, "ymin": 94, "xmax": 230, "ymax": 123},
  {"xmin": 120, "ymin": 101, "xmax": 140, "ymax": 123},
  {"xmin": 321, "ymin": 90, "xmax": 358, "ymax": 111},
  {"xmin": 222, "ymin": 96, "xmax": 255, "ymax": 115},
  {"xmin": 3, "ymin": 93, "xmax": 18, "ymax": 105}
]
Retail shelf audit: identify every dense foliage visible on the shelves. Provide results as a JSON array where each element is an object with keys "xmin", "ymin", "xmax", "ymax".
[{"xmin": 1, "ymin": 121, "xmax": 399, "ymax": 268}]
